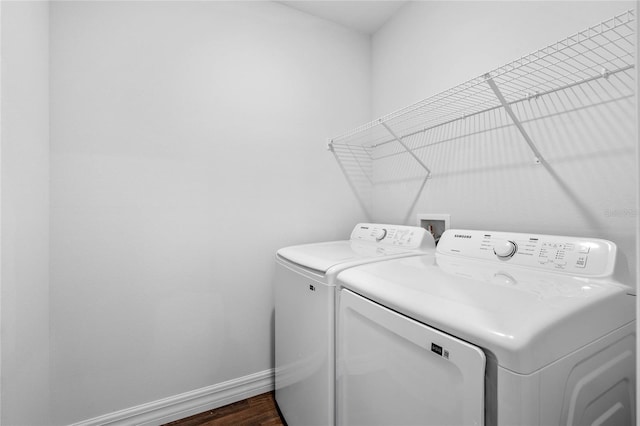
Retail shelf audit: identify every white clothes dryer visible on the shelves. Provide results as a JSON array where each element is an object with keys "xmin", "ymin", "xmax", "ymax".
[
  {"xmin": 336, "ymin": 229, "xmax": 635, "ymax": 426},
  {"xmin": 275, "ymin": 223, "xmax": 435, "ymax": 426}
]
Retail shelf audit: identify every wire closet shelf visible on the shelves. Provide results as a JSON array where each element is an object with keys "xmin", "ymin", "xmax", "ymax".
[{"xmin": 328, "ymin": 10, "xmax": 636, "ymax": 171}]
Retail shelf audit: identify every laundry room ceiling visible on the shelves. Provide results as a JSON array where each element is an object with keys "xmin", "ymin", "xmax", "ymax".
[{"xmin": 278, "ymin": 1, "xmax": 408, "ymax": 34}]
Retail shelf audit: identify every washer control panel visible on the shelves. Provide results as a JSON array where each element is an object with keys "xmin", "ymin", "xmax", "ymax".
[
  {"xmin": 437, "ymin": 229, "xmax": 617, "ymax": 277},
  {"xmin": 350, "ymin": 223, "xmax": 435, "ymax": 250}
]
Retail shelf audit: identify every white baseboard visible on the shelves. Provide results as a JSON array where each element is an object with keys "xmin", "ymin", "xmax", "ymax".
[{"xmin": 70, "ymin": 369, "xmax": 275, "ymax": 426}]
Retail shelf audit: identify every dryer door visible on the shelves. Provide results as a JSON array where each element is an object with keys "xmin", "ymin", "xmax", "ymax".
[{"xmin": 337, "ymin": 289, "xmax": 486, "ymax": 426}]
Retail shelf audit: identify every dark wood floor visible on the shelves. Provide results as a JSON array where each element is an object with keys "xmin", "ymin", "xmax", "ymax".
[{"xmin": 163, "ymin": 392, "xmax": 285, "ymax": 426}]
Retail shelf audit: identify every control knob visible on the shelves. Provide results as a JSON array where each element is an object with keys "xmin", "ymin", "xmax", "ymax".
[
  {"xmin": 494, "ymin": 240, "xmax": 517, "ymax": 259},
  {"xmin": 375, "ymin": 228, "xmax": 387, "ymax": 242}
]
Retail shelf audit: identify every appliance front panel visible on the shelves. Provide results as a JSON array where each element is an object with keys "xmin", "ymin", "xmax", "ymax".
[
  {"xmin": 337, "ymin": 289, "xmax": 485, "ymax": 426},
  {"xmin": 275, "ymin": 262, "xmax": 334, "ymax": 425}
]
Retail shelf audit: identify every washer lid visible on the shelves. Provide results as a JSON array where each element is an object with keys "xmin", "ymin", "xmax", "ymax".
[
  {"xmin": 337, "ymin": 255, "xmax": 635, "ymax": 375},
  {"xmin": 277, "ymin": 241, "xmax": 413, "ymax": 273}
]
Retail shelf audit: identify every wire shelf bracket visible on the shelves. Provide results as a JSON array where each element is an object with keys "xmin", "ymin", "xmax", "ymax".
[
  {"xmin": 485, "ymin": 74, "xmax": 545, "ymax": 165},
  {"xmin": 379, "ymin": 120, "xmax": 433, "ymax": 176}
]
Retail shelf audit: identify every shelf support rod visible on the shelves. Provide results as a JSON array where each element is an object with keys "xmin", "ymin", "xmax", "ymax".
[
  {"xmin": 380, "ymin": 121, "xmax": 432, "ymax": 176},
  {"xmin": 485, "ymin": 74, "xmax": 545, "ymax": 165}
]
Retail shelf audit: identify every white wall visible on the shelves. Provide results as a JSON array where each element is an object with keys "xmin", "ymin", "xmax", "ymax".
[
  {"xmin": 1, "ymin": 1, "xmax": 51, "ymax": 425},
  {"xmin": 49, "ymin": 1, "xmax": 369, "ymax": 424},
  {"xmin": 369, "ymin": 1, "xmax": 637, "ymax": 282}
]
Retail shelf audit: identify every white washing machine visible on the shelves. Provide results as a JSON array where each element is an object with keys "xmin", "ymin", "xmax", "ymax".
[
  {"xmin": 336, "ymin": 229, "xmax": 636, "ymax": 426},
  {"xmin": 275, "ymin": 223, "xmax": 435, "ymax": 426}
]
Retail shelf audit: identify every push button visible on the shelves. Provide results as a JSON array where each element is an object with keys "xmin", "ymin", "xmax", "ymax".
[{"xmin": 575, "ymin": 256, "xmax": 588, "ymax": 268}]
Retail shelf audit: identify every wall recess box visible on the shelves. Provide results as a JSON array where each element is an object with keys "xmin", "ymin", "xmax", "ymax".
[{"xmin": 417, "ymin": 214, "xmax": 450, "ymax": 244}]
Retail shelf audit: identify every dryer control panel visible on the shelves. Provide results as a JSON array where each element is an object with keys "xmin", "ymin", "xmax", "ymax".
[
  {"xmin": 350, "ymin": 223, "xmax": 435, "ymax": 250},
  {"xmin": 437, "ymin": 229, "xmax": 617, "ymax": 277}
]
